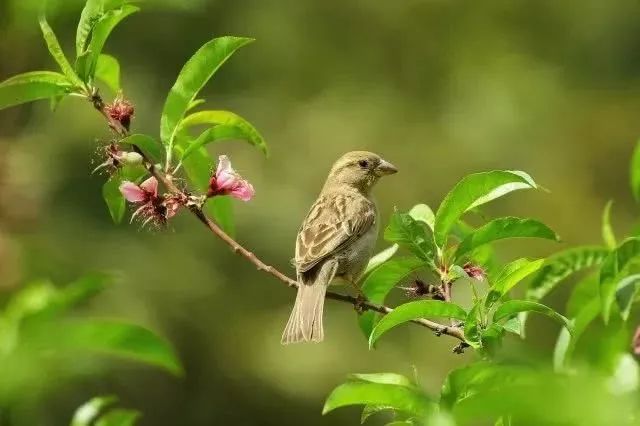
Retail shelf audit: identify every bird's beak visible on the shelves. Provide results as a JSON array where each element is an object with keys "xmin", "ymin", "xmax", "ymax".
[{"xmin": 375, "ymin": 159, "xmax": 398, "ymax": 176}]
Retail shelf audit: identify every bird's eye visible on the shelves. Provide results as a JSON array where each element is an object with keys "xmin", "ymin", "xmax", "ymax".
[{"xmin": 358, "ymin": 160, "xmax": 369, "ymax": 168}]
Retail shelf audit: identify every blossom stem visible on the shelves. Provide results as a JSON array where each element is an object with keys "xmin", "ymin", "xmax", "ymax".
[
  {"xmin": 89, "ymin": 93, "xmax": 466, "ymax": 345},
  {"xmin": 172, "ymin": 161, "xmax": 183, "ymax": 175}
]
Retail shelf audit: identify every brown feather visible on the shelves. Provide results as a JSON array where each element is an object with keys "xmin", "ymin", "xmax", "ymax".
[
  {"xmin": 295, "ymin": 192, "xmax": 376, "ymax": 273},
  {"xmin": 282, "ymin": 151, "xmax": 397, "ymax": 344}
]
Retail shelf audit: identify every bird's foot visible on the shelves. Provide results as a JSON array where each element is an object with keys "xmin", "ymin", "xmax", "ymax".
[
  {"xmin": 452, "ymin": 342, "xmax": 470, "ymax": 355},
  {"xmin": 354, "ymin": 294, "xmax": 368, "ymax": 315}
]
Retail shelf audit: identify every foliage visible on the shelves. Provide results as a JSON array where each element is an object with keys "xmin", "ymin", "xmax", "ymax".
[
  {"xmin": 0, "ymin": 274, "xmax": 182, "ymax": 424},
  {"xmin": 324, "ymin": 141, "xmax": 640, "ymax": 424},
  {"xmin": 71, "ymin": 395, "xmax": 140, "ymax": 426},
  {"xmin": 0, "ymin": 0, "xmax": 267, "ymax": 234},
  {"xmin": 3, "ymin": 1, "xmax": 640, "ymax": 425}
]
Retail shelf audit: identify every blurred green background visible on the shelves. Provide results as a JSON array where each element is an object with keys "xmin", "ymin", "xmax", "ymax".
[{"xmin": 1, "ymin": 0, "xmax": 640, "ymax": 424}]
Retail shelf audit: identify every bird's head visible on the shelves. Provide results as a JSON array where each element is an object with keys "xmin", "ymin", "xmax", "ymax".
[{"xmin": 323, "ymin": 151, "xmax": 397, "ymax": 193}]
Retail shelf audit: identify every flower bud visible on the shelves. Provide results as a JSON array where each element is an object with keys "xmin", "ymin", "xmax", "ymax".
[
  {"xmin": 207, "ymin": 155, "xmax": 255, "ymax": 201},
  {"xmin": 463, "ymin": 262, "xmax": 486, "ymax": 281},
  {"xmin": 105, "ymin": 95, "xmax": 135, "ymax": 131},
  {"xmin": 121, "ymin": 151, "xmax": 143, "ymax": 166}
]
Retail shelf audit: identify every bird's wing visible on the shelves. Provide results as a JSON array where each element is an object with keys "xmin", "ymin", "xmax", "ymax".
[{"xmin": 295, "ymin": 191, "xmax": 376, "ymax": 273}]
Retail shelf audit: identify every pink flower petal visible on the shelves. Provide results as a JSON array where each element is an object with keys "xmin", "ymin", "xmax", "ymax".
[
  {"xmin": 208, "ymin": 155, "xmax": 255, "ymax": 201},
  {"xmin": 216, "ymin": 155, "xmax": 232, "ymax": 175},
  {"xmin": 164, "ymin": 199, "xmax": 181, "ymax": 219},
  {"xmin": 139, "ymin": 176, "xmax": 158, "ymax": 197},
  {"xmin": 119, "ymin": 181, "xmax": 147, "ymax": 202},
  {"xmin": 215, "ymin": 155, "xmax": 239, "ymax": 190},
  {"xmin": 229, "ymin": 180, "xmax": 255, "ymax": 201}
]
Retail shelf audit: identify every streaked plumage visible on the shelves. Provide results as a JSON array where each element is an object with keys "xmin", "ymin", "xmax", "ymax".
[{"xmin": 282, "ymin": 151, "xmax": 397, "ymax": 344}]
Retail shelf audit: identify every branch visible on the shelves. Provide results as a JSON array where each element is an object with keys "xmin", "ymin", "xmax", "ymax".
[{"xmin": 91, "ymin": 93, "xmax": 467, "ymax": 345}]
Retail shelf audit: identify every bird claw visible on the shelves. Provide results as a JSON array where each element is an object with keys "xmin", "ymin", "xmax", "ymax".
[
  {"xmin": 452, "ymin": 342, "xmax": 470, "ymax": 354},
  {"xmin": 354, "ymin": 294, "xmax": 368, "ymax": 314}
]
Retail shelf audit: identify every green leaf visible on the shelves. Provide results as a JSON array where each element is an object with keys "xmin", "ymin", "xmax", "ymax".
[
  {"xmin": 434, "ymin": 171, "xmax": 537, "ymax": 248},
  {"xmin": 608, "ymin": 353, "xmax": 640, "ymax": 394},
  {"xmin": 95, "ymin": 409, "xmax": 140, "ymax": 426},
  {"xmin": 323, "ymin": 381, "xmax": 432, "ymax": 417},
  {"xmin": 364, "ymin": 245, "xmax": 399, "ymax": 275},
  {"xmin": 71, "ymin": 395, "xmax": 118, "ymax": 426},
  {"xmin": 440, "ymin": 362, "xmax": 512, "ymax": 410},
  {"xmin": 95, "ymin": 54, "xmax": 121, "ymax": 93},
  {"xmin": 350, "ymin": 373, "xmax": 413, "ymax": 387},
  {"xmin": 5, "ymin": 274, "xmax": 109, "ymax": 321},
  {"xmin": 408, "ymin": 204, "xmax": 435, "ymax": 231},
  {"xmin": 602, "ymin": 200, "xmax": 617, "ymax": 249},
  {"xmin": 103, "ymin": 0, "xmax": 129, "ymax": 10},
  {"xmin": 450, "ymin": 369, "xmax": 630, "ymax": 425},
  {"xmin": 39, "ymin": 14, "xmax": 83, "ymax": 87},
  {"xmin": 2, "ymin": 281, "xmax": 58, "ymax": 326},
  {"xmin": 493, "ymin": 300, "xmax": 572, "ymax": 333},
  {"xmin": 56, "ymin": 273, "xmax": 111, "ymax": 312},
  {"xmin": 0, "ymin": 275, "xmax": 110, "ymax": 354},
  {"xmin": 480, "ymin": 323, "xmax": 506, "ymax": 357},
  {"xmin": 424, "ymin": 411, "xmax": 456, "ymax": 426},
  {"xmin": 102, "ymin": 165, "xmax": 146, "ymax": 223},
  {"xmin": 160, "ymin": 36, "xmax": 254, "ymax": 148},
  {"xmin": 207, "ymin": 196, "xmax": 235, "ymax": 236},
  {"xmin": 175, "ymin": 137, "xmax": 235, "ymax": 235},
  {"xmin": 566, "ymin": 274, "xmax": 599, "ymax": 318},
  {"xmin": 614, "ymin": 274, "xmax": 640, "ymax": 321},
  {"xmin": 180, "ymin": 124, "xmax": 257, "ymax": 162},
  {"xmin": 463, "ymin": 304, "xmax": 482, "ymax": 348},
  {"xmin": 447, "ymin": 264, "xmax": 468, "ymax": 283},
  {"xmin": 495, "ymin": 417, "xmax": 511, "ymax": 426},
  {"xmin": 59, "ymin": 320, "xmax": 183, "ymax": 376},
  {"xmin": 358, "ymin": 257, "xmax": 427, "ymax": 338},
  {"xmin": 384, "ymin": 211, "xmax": 434, "ymax": 261},
  {"xmin": 455, "ymin": 217, "xmax": 559, "ymax": 260},
  {"xmin": 526, "ymin": 246, "xmax": 609, "ymax": 302},
  {"xmin": 103, "ymin": 175, "xmax": 126, "ymax": 224},
  {"xmin": 0, "ymin": 71, "xmax": 71, "ymax": 110},
  {"xmin": 187, "ymin": 98, "xmax": 206, "ymax": 111},
  {"xmin": 360, "ymin": 405, "xmax": 393, "ymax": 424},
  {"xmin": 502, "ymin": 317, "xmax": 522, "ymax": 336},
  {"xmin": 369, "ymin": 300, "xmax": 467, "ymax": 347},
  {"xmin": 76, "ymin": 0, "xmax": 105, "ymax": 57},
  {"xmin": 553, "ymin": 298, "xmax": 599, "ymax": 371},
  {"xmin": 631, "ymin": 140, "xmax": 640, "ymax": 202},
  {"xmin": 119, "ymin": 134, "xmax": 163, "ymax": 164},
  {"xmin": 179, "ymin": 110, "xmax": 268, "ymax": 155},
  {"xmin": 486, "ymin": 258, "xmax": 545, "ymax": 307},
  {"xmin": 82, "ymin": 5, "xmax": 139, "ymax": 81},
  {"xmin": 600, "ymin": 237, "xmax": 640, "ymax": 322}
]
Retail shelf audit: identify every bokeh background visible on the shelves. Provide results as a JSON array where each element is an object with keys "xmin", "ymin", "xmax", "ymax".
[{"xmin": 1, "ymin": 0, "xmax": 640, "ymax": 424}]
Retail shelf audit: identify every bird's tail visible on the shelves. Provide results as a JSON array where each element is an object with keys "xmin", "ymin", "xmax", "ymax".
[{"xmin": 281, "ymin": 262, "xmax": 336, "ymax": 344}]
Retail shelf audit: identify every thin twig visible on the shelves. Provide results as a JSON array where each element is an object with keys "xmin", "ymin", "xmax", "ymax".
[{"xmin": 91, "ymin": 93, "xmax": 466, "ymax": 344}]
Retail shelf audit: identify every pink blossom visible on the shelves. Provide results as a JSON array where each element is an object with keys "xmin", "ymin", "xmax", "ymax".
[
  {"xmin": 118, "ymin": 177, "xmax": 180, "ymax": 227},
  {"xmin": 105, "ymin": 94, "xmax": 134, "ymax": 130},
  {"xmin": 207, "ymin": 155, "xmax": 255, "ymax": 201},
  {"xmin": 463, "ymin": 262, "xmax": 486, "ymax": 281},
  {"xmin": 120, "ymin": 177, "xmax": 157, "ymax": 203},
  {"xmin": 164, "ymin": 195, "xmax": 182, "ymax": 219}
]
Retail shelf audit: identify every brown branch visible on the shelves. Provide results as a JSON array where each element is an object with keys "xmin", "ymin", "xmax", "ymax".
[{"xmin": 91, "ymin": 93, "xmax": 466, "ymax": 345}]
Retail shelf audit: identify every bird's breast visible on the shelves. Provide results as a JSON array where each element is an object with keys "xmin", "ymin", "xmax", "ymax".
[{"xmin": 336, "ymin": 217, "xmax": 379, "ymax": 281}]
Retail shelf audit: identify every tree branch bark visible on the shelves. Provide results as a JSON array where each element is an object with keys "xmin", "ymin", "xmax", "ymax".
[{"xmin": 91, "ymin": 93, "xmax": 467, "ymax": 345}]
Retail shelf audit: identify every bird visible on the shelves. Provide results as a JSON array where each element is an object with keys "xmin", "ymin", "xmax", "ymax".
[{"xmin": 282, "ymin": 151, "xmax": 398, "ymax": 344}]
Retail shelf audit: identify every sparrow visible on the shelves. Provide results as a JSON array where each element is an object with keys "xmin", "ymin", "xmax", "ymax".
[{"xmin": 282, "ymin": 151, "xmax": 398, "ymax": 344}]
